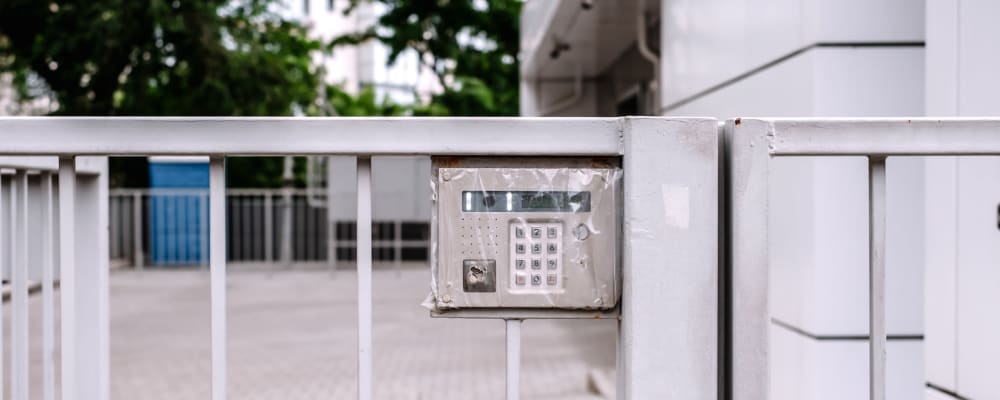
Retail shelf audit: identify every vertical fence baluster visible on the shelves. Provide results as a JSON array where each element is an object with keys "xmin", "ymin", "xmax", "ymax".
[
  {"xmin": 505, "ymin": 319, "xmax": 522, "ymax": 400},
  {"xmin": 210, "ymin": 156, "xmax": 228, "ymax": 400},
  {"xmin": 59, "ymin": 157, "xmax": 77, "ymax": 400},
  {"xmin": 264, "ymin": 193, "xmax": 273, "ymax": 264},
  {"xmin": 357, "ymin": 156, "xmax": 372, "ymax": 400},
  {"xmin": 326, "ymin": 156, "xmax": 337, "ymax": 275},
  {"xmin": 133, "ymin": 192, "xmax": 144, "ymax": 269},
  {"xmin": 0, "ymin": 173, "xmax": 5, "ymax": 399},
  {"xmin": 42, "ymin": 172, "xmax": 56, "ymax": 400},
  {"xmin": 12, "ymin": 170, "xmax": 29, "ymax": 400},
  {"xmin": 394, "ymin": 220, "xmax": 402, "ymax": 277},
  {"xmin": 868, "ymin": 157, "xmax": 887, "ymax": 400},
  {"xmin": 199, "ymin": 191, "xmax": 208, "ymax": 268}
]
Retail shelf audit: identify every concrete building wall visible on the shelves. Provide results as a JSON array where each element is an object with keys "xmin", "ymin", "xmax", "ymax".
[{"xmin": 923, "ymin": 1, "xmax": 1000, "ymax": 399}]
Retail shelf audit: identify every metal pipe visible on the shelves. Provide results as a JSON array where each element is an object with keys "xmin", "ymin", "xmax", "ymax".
[
  {"xmin": 868, "ymin": 157, "xmax": 887, "ymax": 400},
  {"xmin": 281, "ymin": 157, "xmax": 294, "ymax": 267},
  {"xmin": 636, "ymin": 0, "xmax": 660, "ymax": 113},
  {"xmin": 209, "ymin": 156, "xmax": 227, "ymax": 400},
  {"xmin": 327, "ymin": 156, "xmax": 337, "ymax": 276},
  {"xmin": 58, "ymin": 157, "xmax": 77, "ymax": 400},
  {"xmin": 41, "ymin": 172, "xmax": 56, "ymax": 400},
  {"xmin": 357, "ymin": 156, "xmax": 373, "ymax": 400},
  {"xmin": 13, "ymin": 171, "xmax": 29, "ymax": 400},
  {"xmin": 133, "ymin": 192, "xmax": 144, "ymax": 269},
  {"xmin": 506, "ymin": 319, "xmax": 522, "ymax": 400}
]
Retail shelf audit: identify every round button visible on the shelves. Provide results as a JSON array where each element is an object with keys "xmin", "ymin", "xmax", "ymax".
[{"xmin": 573, "ymin": 224, "xmax": 590, "ymax": 240}]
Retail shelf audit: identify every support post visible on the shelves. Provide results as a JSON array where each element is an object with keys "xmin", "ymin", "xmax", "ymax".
[
  {"xmin": 132, "ymin": 192, "xmax": 144, "ymax": 269},
  {"xmin": 210, "ymin": 156, "xmax": 227, "ymax": 400},
  {"xmin": 58, "ymin": 157, "xmax": 77, "ymax": 400},
  {"xmin": 12, "ymin": 171, "xmax": 29, "ymax": 400},
  {"xmin": 728, "ymin": 120, "xmax": 772, "ymax": 400},
  {"xmin": 327, "ymin": 156, "xmax": 337, "ymax": 276},
  {"xmin": 357, "ymin": 156, "xmax": 373, "ymax": 400},
  {"xmin": 41, "ymin": 173, "xmax": 56, "ymax": 400},
  {"xmin": 506, "ymin": 319, "xmax": 522, "ymax": 400},
  {"xmin": 620, "ymin": 117, "xmax": 719, "ymax": 399},
  {"xmin": 868, "ymin": 157, "xmax": 887, "ymax": 400}
]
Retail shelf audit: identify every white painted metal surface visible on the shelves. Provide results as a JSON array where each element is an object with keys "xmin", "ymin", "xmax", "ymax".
[
  {"xmin": 13, "ymin": 171, "xmax": 29, "ymax": 400},
  {"xmin": 506, "ymin": 319, "xmax": 522, "ymax": 400},
  {"xmin": 0, "ymin": 117, "xmax": 726, "ymax": 400},
  {"xmin": 0, "ymin": 117, "xmax": 623, "ymax": 156},
  {"xmin": 621, "ymin": 118, "xmax": 719, "ymax": 399},
  {"xmin": 356, "ymin": 157, "xmax": 373, "ymax": 400},
  {"xmin": 730, "ymin": 118, "xmax": 1000, "ymax": 400},
  {"xmin": 58, "ymin": 157, "xmax": 78, "ymax": 400},
  {"xmin": 41, "ymin": 172, "xmax": 56, "ymax": 400},
  {"xmin": 210, "ymin": 156, "xmax": 228, "ymax": 400},
  {"xmin": 869, "ymin": 158, "xmax": 887, "ymax": 400}
]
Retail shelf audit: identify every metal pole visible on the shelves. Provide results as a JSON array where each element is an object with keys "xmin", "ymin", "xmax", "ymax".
[
  {"xmin": 264, "ymin": 193, "xmax": 273, "ymax": 263},
  {"xmin": 326, "ymin": 156, "xmax": 337, "ymax": 277},
  {"xmin": 133, "ymin": 192, "xmax": 144, "ymax": 270},
  {"xmin": 209, "ymin": 156, "xmax": 227, "ymax": 400},
  {"xmin": 868, "ymin": 157, "xmax": 887, "ymax": 400},
  {"xmin": 41, "ymin": 172, "xmax": 56, "ymax": 400},
  {"xmin": 505, "ymin": 319, "xmax": 522, "ymax": 400},
  {"xmin": 357, "ymin": 156, "xmax": 373, "ymax": 400},
  {"xmin": 12, "ymin": 171, "xmax": 29, "ymax": 400},
  {"xmin": 58, "ymin": 157, "xmax": 77, "ymax": 400},
  {"xmin": 200, "ymin": 191, "xmax": 209, "ymax": 269},
  {"xmin": 281, "ymin": 156, "xmax": 294, "ymax": 268},
  {"xmin": 394, "ymin": 220, "xmax": 402, "ymax": 277},
  {"xmin": 728, "ymin": 119, "xmax": 771, "ymax": 400},
  {"xmin": 0, "ymin": 171, "xmax": 4, "ymax": 399}
]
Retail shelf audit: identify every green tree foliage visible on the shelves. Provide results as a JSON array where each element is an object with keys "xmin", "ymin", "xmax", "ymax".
[
  {"xmin": 334, "ymin": 0, "xmax": 522, "ymax": 116},
  {"xmin": 0, "ymin": 0, "xmax": 322, "ymax": 186}
]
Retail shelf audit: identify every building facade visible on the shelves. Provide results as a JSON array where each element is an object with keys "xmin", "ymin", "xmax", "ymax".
[{"xmin": 520, "ymin": 1, "xmax": 997, "ymax": 399}]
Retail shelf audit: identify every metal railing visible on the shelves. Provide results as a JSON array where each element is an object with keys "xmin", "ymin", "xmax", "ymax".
[
  {"xmin": 0, "ymin": 117, "xmax": 722, "ymax": 400},
  {"xmin": 108, "ymin": 188, "xmax": 430, "ymax": 268},
  {"xmin": 726, "ymin": 118, "xmax": 1000, "ymax": 400}
]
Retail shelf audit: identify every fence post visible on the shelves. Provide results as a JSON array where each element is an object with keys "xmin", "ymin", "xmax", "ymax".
[
  {"xmin": 132, "ymin": 192, "xmax": 144, "ymax": 269},
  {"xmin": 620, "ymin": 117, "xmax": 719, "ymax": 399},
  {"xmin": 727, "ymin": 119, "xmax": 772, "ymax": 400}
]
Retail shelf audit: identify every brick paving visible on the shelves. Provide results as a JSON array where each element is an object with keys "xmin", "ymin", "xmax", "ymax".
[{"xmin": 6, "ymin": 266, "xmax": 616, "ymax": 399}]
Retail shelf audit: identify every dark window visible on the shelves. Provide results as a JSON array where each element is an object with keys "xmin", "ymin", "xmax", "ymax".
[
  {"xmin": 303, "ymin": 0, "xmax": 310, "ymax": 15},
  {"xmin": 328, "ymin": 0, "xmax": 335, "ymax": 11}
]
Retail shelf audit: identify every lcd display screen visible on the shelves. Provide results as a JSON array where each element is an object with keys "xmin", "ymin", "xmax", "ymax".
[{"xmin": 462, "ymin": 191, "xmax": 591, "ymax": 212}]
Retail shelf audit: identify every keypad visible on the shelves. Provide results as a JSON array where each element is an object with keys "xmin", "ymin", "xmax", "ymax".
[{"xmin": 510, "ymin": 222, "xmax": 562, "ymax": 291}]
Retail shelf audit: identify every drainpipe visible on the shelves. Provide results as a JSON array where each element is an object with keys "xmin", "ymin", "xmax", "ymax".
[{"xmin": 636, "ymin": 0, "xmax": 660, "ymax": 114}]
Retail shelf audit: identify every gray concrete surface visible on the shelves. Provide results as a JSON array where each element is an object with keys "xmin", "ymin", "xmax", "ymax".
[{"xmin": 4, "ymin": 267, "xmax": 616, "ymax": 399}]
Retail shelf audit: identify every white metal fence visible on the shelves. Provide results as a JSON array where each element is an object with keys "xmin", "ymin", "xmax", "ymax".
[
  {"xmin": 0, "ymin": 117, "xmax": 721, "ymax": 400},
  {"xmin": 726, "ymin": 118, "xmax": 1000, "ymax": 400},
  {"xmin": 108, "ymin": 188, "xmax": 430, "ymax": 268}
]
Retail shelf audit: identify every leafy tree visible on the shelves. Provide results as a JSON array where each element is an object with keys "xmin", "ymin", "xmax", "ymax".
[
  {"xmin": 0, "ymin": 0, "xmax": 321, "ymax": 186},
  {"xmin": 334, "ymin": 0, "xmax": 522, "ymax": 116}
]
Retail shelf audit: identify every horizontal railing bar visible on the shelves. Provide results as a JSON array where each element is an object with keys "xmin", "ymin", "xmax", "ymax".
[
  {"xmin": 750, "ymin": 118, "xmax": 1000, "ymax": 156},
  {"xmin": 0, "ymin": 157, "xmax": 104, "ymax": 174},
  {"xmin": 0, "ymin": 117, "xmax": 627, "ymax": 156}
]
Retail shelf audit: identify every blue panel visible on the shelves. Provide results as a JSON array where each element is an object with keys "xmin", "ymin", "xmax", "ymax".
[{"xmin": 148, "ymin": 161, "xmax": 210, "ymax": 265}]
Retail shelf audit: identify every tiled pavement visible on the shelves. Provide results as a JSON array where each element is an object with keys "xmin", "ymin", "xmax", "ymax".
[{"xmin": 6, "ymin": 267, "xmax": 616, "ymax": 399}]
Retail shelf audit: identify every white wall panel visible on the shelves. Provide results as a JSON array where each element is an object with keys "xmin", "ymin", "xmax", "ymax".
[
  {"xmin": 770, "ymin": 325, "xmax": 925, "ymax": 400},
  {"xmin": 955, "ymin": 157, "xmax": 1000, "ymax": 399},
  {"xmin": 661, "ymin": 0, "xmax": 924, "ymax": 109}
]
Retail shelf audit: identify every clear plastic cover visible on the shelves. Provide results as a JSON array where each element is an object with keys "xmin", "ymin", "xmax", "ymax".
[{"xmin": 426, "ymin": 157, "xmax": 622, "ymax": 312}]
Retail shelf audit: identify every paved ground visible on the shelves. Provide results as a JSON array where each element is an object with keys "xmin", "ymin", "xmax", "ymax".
[{"xmin": 5, "ymin": 266, "xmax": 616, "ymax": 399}]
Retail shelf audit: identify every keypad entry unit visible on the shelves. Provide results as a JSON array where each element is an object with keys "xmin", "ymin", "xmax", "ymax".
[
  {"xmin": 510, "ymin": 222, "xmax": 563, "ymax": 293},
  {"xmin": 432, "ymin": 160, "xmax": 621, "ymax": 311}
]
